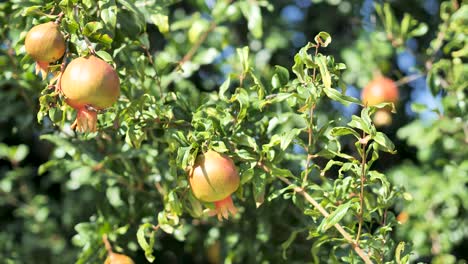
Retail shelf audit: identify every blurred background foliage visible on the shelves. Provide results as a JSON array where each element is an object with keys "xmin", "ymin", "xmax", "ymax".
[{"xmin": 0, "ymin": 0, "xmax": 467, "ymax": 263}]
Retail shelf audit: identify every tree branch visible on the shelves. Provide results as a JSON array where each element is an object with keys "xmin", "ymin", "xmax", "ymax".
[
  {"xmin": 257, "ymin": 162, "xmax": 373, "ymax": 264},
  {"xmin": 176, "ymin": 21, "xmax": 217, "ymax": 71},
  {"xmin": 356, "ymin": 133, "xmax": 369, "ymax": 243},
  {"xmin": 302, "ymin": 44, "xmax": 320, "ymax": 186}
]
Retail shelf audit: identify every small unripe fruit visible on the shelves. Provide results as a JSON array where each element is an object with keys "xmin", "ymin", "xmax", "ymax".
[
  {"xmin": 25, "ymin": 22, "xmax": 65, "ymax": 78},
  {"xmin": 104, "ymin": 252, "xmax": 134, "ymax": 264},
  {"xmin": 373, "ymin": 110, "xmax": 392, "ymax": 127},
  {"xmin": 189, "ymin": 150, "xmax": 240, "ymax": 220},
  {"xmin": 60, "ymin": 55, "xmax": 120, "ymax": 132}
]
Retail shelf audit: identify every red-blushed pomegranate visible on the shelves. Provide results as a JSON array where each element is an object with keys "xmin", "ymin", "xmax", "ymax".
[
  {"xmin": 60, "ymin": 55, "xmax": 120, "ymax": 132},
  {"xmin": 396, "ymin": 211, "xmax": 409, "ymax": 224},
  {"xmin": 361, "ymin": 77, "xmax": 399, "ymax": 126},
  {"xmin": 361, "ymin": 77, "xmax": 399, "ymax": 107},
  {"xmin": 104, "ymin": 252, "xmax": 134, "ymax": 264},
  {"xmin": 188, "ymin": 150, "xmax": 240, "ymax": 221},
  {"xmin": 25, "ymin": 22, "xmax": 65, "ymax": 79}
]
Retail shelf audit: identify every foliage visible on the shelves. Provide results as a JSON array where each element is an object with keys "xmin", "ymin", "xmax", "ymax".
[{"xmin": 0, "ymin": 0, "xmax": 466, "ymax": 263}]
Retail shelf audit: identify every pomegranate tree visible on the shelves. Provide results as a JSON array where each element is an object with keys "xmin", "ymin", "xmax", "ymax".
[
  {"xmin": 188, "ymin": 150, "xmax": 240, "ymax": 221},
  {"xmin": 361, "ymin": 76, "xmax": 399, "ymax": 126},
  {"xmin": 60, "ymin": 55, "xmax": 120, "ymax": 132},
  {"xmin": 25, "ymin": 21, "xmax": 65, "ymax": 79}
]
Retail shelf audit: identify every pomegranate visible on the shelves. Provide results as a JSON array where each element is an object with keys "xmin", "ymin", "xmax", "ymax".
[
  {"xmin": 396, "ymin": 211, "xmax": 409, "ymax": 224},
  {"xmin": 361, "ymin": 77, "xmax": 399, "ymax": 126},
  {"xmin": 25, "ymin": 22, "xmax": 65, "ymax": 79},
  {"xmin": 60, "ymin": 55, "xmax": 120, "ymax": 132},
  {"xmin": 104, "ymin": 252, "xmax": 134, "ymax": 264},
  {"xmin": 373, "ymin": 109, "xmax": 392, "ymax": 126},
  {"xmin": 188, "ymin": 150, "xmax": 240, "ymax": 221}
]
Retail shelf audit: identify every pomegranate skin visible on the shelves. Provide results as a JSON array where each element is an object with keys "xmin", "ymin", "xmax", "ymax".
[
  {"xmin": 104, "ymin": 253, "xmax": 134, "ymax": 264},
  {"xmin": 25, "ymin": 22, "xmax": 65, "ymax": 63},
  {"xmin": 189, "ymin": 151, "xmax": 240, "ymax": 203},
  {"xmin": 361, "ymin": 77, "xmax": 399, "ymax": 106},
  {"xmin": 61, "ymin": 55, "xmax": 120, "ymax": 110}
]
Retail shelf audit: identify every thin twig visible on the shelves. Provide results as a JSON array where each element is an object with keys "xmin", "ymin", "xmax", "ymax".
[
  {"xmin": 54, "ymin": 12, "xmax": 64, "ymax": 24},
  {"xmin": 257, "ymin": 162, "xmax": 373, "ymax": 264},
  {"xmin": 356, "ymin": 132, "xmax": 369, "ymax": 243},
  {"xmin": 176, "ymin": 21, "xmax": 217, "ymax": 71},
  {"xmin": 83, "ymin": 35, "xmax": 96, "ymax": 55},
  {"xmin": 302, "ymin": 44, "xmax": 320, "ymax": 186},
  {"xmin": 175, "ymin": 0, "xmax": 233, "ymax": 71},
  {"xmin": 142, "ymin": 45, "xmax": 164, "ymax": 98},
  {"xmin": 102, "ymin": 234, "xmax": 114, "ymax": 254},
  {"xmin": 73, "ymin": 6, "xmax": 96, "ymax": 55},
  {"xmin": 303, "ymin": 105, "xmax": 315, "ymax": 185},
  {"xmin": 395, "ymin": 73, "xmax": 423, "ymax": 87}
]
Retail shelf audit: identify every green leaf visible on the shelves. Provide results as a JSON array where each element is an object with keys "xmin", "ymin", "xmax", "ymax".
[
  {"xmin": 253, "ymin": 173, "xmax": 267, "ymax": 207},
  {"xmin": 219, "ymin": 76, "xmax": 231, "ymax": 99},
  {"xmin": 400, "ymin": 14, "xmax": 411, "ymax": 36},
  {"xmin": 106, "ymin": 186, "xmax": 124, "ymax": 207},
  {"xmin": 83, "ymin": 21, "xmax": 103, "ymax": 36},
  {"xmin": 271, "ymin": 65, "xmax": 290, "ymax": 90},
  {"xmin": 395, "ymin": 242, "xmax": 406, "ymax": 264},
  {"xmin": 137, "ymin": 223, "xmax": 156, "ymax": 262},
  {"xmin": 291, "ymin": 43, "xmax": 314, "ymax": 82},
  {"xmin": 150, "ymin": 13, "xmax": 169, "ymax": 34},
  {"xmin": 373, "ymin": 132, "xmax": 395, "ymax": 153},
  {"xmin": 348, "ymin": 114, "xmax": 372, "ymax": 135},
  {"xmin": 237, "ymin": 46, "xmax": 250, "ymax": 73},
  {"xmin": 281, "ymin": 230, "xmax": 299, "ymax": 259},
  {"xmin": 99, "ymin": 0, "xmax": 117, "ymax": 30},
  {"xmin": 315, "ymin": 54, "xmax": 331, "ymax": 89},
  {"xmin": 318, "ymin": 203, "xmax": 351, "ymax": 232},
  {"xmin": 270, "ymin": 167, "xmax": 294, "ymax": 178},
  {"xmin": 239, "ymin": 1, "xmax": 263, "ymax": 38},
  {"xmin": 323, "ymin": 87, "xmax": 360, "ymax": 106},
  {"xmin": 314, "ymin": 31, "xmax": 332, "ymax": 47},
  {"xmin": 330, "ymin": 127, "xmax": 360, "ymax": 139},
  {"xmin": 280, "ymin": 128, "xmax": 301, "ymax": 150},
  {"xmin": 8, "ymin": 145, "xmax": 29, "ymax": 163},
  {"xmin": 96, "ymin": 50, "xmax": 113, "ymax": 63},
  {"xmin": 409, "ymin": 22, "xmax": 428, "ymax": 37}
]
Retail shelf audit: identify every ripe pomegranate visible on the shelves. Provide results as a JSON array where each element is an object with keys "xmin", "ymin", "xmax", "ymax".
[
  {"xmin": 361, "ymin": 77, "xmax": 399, "ymax": 126},
  {"xmin": 188, "ymin": 150, "xmax": 240, "ymax": 221},
  {"xmin": 396, "ymin": 211, "xmax": 409, "ymax": 224},
  {"xmin": 60, "ymin": 55, "xmax": 120, "ymax": 132},
  {"xmin": 104, "ymin": 252, "xmax": 134, "ymax": 264},
  {"xmin": 25, "ymin": 22, "xmax": 65, "ymax": 79}
]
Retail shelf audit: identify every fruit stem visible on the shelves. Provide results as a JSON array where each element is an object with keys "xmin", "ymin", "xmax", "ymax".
[{"xmin": 54, "ymin": 12, "xmax": 64, "ymax": 24}]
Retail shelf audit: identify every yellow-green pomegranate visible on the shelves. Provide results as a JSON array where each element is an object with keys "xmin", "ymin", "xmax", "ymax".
[
  {"xmin": 188, "ymin": 150, "xmax": 240, "ymax": 221},
  {"xmin": 25, "ymin": 22, "xmax": 65, "ymax": 78},
  {"xmin": 60, "ymin": 55, "xmax": 120, "ymax": 132}
]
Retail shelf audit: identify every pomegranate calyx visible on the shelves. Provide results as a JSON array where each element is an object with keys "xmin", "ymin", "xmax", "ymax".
[
  {"xmin": 35, "ymin": 61, "xmax": 49, "ymax": 80},
  {"xmin": 70, "ymin": 106, "xmax": 98, "ymax": 133},
  {"xmin": 213, "ymin": 196, "xmax": 238, "ymax": 221}
]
